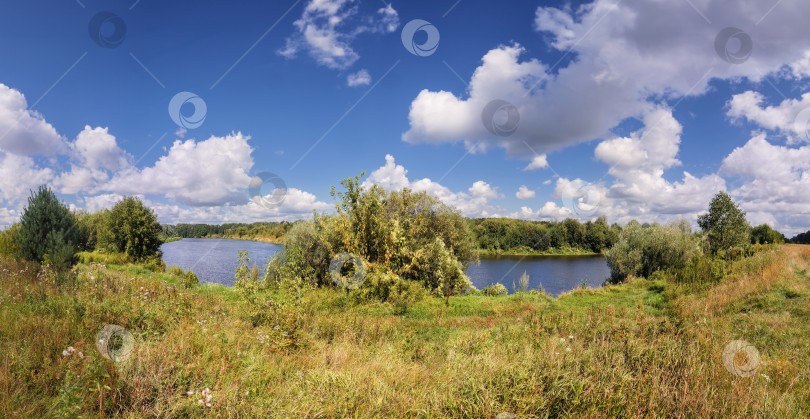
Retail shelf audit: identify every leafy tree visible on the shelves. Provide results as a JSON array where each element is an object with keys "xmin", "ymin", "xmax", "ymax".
[
  {"xmin": 0, "ymin": 224, "xmax": 21, "ymax": 258},
  {"xmin": 279, "ymin": 174, "xmax": 477, "ymax": 302},
  {"xmin": 750, "ymin": 224, "xmax": 785, "ymax": 244},
  {"xmin": 606, "ymin": 221, "xmax": 701, "ymax": 283},
  {"xmin": 697, "ymin": 192, "xmax": 750, "ymax": 255},
  {"xmin": 73, "ymin": 209, "xmax": 106, "ymax": 251},
  {"xmin": 791, "ymin": 230, "xmax": 810, "ymax": 244},
  {"xmin": 17, "ymin": 186, "xmax": 78, "ymax": 266},
  {"xmin": 98, "ymin": 196, "xmax": 162, "ymax": 261}
]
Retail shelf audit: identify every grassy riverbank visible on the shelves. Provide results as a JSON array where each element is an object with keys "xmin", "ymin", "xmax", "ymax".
[
  {"xmin": 477, "ymin": 247, "xmax": 601, "ymax": 257},
  {"xmin": 1, "ymin": 245, "xmax": 808, "ymax": 417}
]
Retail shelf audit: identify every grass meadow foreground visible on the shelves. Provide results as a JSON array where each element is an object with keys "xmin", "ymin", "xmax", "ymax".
[{"xmin": 1, "ymin": 246, "xmax": 809, "ymax": 417}]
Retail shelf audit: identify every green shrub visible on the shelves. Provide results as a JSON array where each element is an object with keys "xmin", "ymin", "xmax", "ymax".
[
  {"xmin": 293, "ymin": 174, "xmax": 477, "ymax": 300},
  {"xmin": 351, "ymin": 267, "xmax": 426, "ymax": 313},
  {"xmin": 183, "ymin": 270, "xmax": 198, "ymax": 288},
  {"xmin": 141, "ymin": 255, "xmax": 166, "ymax": 272},
  {"xmin": 0, "ymin": 224, "xmax": 20, "ymax": 258},
  {"xmin": 480, "ymin": 283, "xmax": 508, "ymax": 296},
  {"xmin": 282, "ymin": 221, "xmax": 330, "ymax": 285},
  {"xmin": 76, "ymin": 251, "xmax": 130, "ymax": 265},
  {"xmin": 166, "ymin": 264, "xmax": 198, "ymax": 287},
  {"xmin": 605, "ymin": 221, "xmax": 701, "ymax": 283},
  {"xmin": 674, "ymin": 255, "xmax": 726, "ymax": 284},
  {"xmin": 167, "ymin": 265, "xmax": 185, "ymax": 277}
]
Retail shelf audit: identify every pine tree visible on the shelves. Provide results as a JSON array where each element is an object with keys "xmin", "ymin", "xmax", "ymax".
[{"xmin": 17, "ymin": 185, "xmax": 78, "ymax": 266}]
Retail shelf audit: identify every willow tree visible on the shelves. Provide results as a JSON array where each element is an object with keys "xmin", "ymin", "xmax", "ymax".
[{"xmin": 288, "ymin": 173, "xmax": 478, "ymax": 300}]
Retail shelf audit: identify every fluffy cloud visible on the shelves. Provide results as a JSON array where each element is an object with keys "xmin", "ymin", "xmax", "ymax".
[
  {"xmin": 0, "ymin": 83, "xmax": 66, "ymax": 155},
  {"xmin": 523, "ymin": 155, "xmax": 547, "ymax": 171},
  {"xmin": 404, "ymin": 0, "xmax": 810, "ymax": 159},
  {"xmin": 146, "ymin": 188, "xmax": 331, "ymax": 224},
  {"xmin": 596, "ymin": 109, "xmax": 725, "ymax": 218},
  {"xmin": 516, "ymin": 185, "xmax": 535, "ymax": 200},
  {"xmin": 104, "ymin": 133, "xmax": 254, "ymax": 207},
  {"xmin": 362, "ymin": 154, "xmax": 504, "ymax": 217},
  {"xmin": 516, "ymin": 109, "xmax": 725, "ymax": 224},
  {"xmin": 0, "ymin": 83, "xmax": 334, "ymax": 225},
  {"xmin": 55, "ymin": 126, "xmax": 134, "ymax": 194},
  {"xmin": 347, "ymin": 69, "xmax": 371, "ymax": 87},
  {"xmin": 721, "ymin": 133, "xmax": 810, "ymax": 236},
  {"xmin": 509, "ymin": 202, "xmax": 572, "ymax": 221},
  {"xmin": 727, "ymin": 91, "xmax": 810, "ymax": 145},
  {"xmin": 279, "ymin": 0, "xmax": 399, "ymax": 70},
  {"xmin": 0, "ymin": 151, "xmax": 54, "ymax": 204}
]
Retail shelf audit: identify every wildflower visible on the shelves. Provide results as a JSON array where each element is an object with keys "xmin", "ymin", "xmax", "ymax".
[
  {"xmin": 761, "ymin": 374, "xmax": 770, "ymax": 382},
  {"xmin": 186, "ymin": 390, "xmax": 194, "ymax": 396},
  {"xmin": 559, "ymin": 338, "xmax": 566, "ymax": 343},
  {"xmin": 199, "ymin": 387, "xmax": 212, "ymax": 407},
  {"xmin": 566, "ymin": 347, "xmax": 571, "ymax": 352},
  {"xmin": 569, "ymin": 335, "xmax": 574, "ymax": 340},
  {"xmin": 62, "ymin": 346, "xmax": 76, "ymax": 357}
]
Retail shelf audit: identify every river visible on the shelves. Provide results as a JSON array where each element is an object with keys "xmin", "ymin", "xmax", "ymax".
[{"xmin": 161, "ymin": 239, "xmax": 609, "ymax": 296}]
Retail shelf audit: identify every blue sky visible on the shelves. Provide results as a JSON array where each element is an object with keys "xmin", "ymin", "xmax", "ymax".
[{"xmin": 1, "ymin": 0, "xmax": 809, "ymax": 235}]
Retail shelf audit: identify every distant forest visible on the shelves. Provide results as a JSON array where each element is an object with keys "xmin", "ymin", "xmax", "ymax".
[
  {"xmin": 160, "ymin": 217, "xmax": 807, "ymax": 253},
  {"xmin": 162, "ymin": 217, "xmax": 622, "ymax": 253},
  {"xmin": 161, "ymin": 222, "xmax": 293, "ymax": 241},
  {"xmin": 791, "ymin": 230, "xmax": 810, "ymax": 244}
]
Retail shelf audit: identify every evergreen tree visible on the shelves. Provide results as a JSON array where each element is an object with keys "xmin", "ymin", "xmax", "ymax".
[{"xmin": 16, "ymin": 186, "xmax": 78, "ymax": 267}]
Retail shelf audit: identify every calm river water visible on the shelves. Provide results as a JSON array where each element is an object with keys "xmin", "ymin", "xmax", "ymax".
[{"xmin": 161, "ymin": 239, "xmax": 609, "ymax": 295}]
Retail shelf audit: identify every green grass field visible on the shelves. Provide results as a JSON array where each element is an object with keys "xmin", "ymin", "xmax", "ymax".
[{"xmin": 1, "ymin": 246, "xmax": 808, "ymax": 417}]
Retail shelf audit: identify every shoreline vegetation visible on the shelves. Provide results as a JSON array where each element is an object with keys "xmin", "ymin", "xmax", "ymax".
[{"xmin": 1, "ymin": 183, "xmax": 809, "ymax": 416}]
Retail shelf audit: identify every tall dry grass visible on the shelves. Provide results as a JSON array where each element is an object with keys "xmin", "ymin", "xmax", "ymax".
[{"xmin": 0, "ymin": 245, "xmax": 808, "ymax": 417}]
